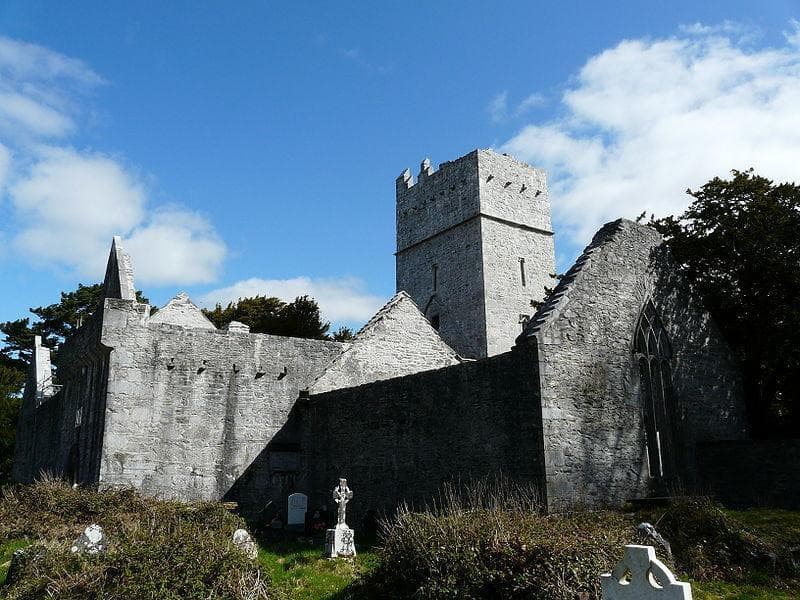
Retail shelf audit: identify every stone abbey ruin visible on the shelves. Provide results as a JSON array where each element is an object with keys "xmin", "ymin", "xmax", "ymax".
[{"xmin": 13, "ymin": 149, "xmax": 750, "ymax": 520}]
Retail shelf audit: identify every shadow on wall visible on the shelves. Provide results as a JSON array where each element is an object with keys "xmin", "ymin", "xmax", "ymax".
[{"xmin": 223, "ymin": 401, "xmax": 306, "ymax": 523}]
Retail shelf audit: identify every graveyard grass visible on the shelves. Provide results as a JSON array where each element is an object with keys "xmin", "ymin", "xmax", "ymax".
[{"xmin": 1, "ymin": 480, "xmax": 799, "ymax": 599}]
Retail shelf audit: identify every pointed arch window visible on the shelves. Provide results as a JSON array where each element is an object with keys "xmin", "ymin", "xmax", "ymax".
[{"xmin": 634, "ymin": 301, "xmax": 675, "ymax": 480}]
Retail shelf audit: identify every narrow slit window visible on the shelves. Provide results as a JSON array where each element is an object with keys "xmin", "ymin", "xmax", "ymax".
[
  {"xmin": 432, "ymin": 264, "xmax": 438, "ymax": 292},
  {"xmin": 430, "ymin": 314, "xmax": 440, "ymax": 330},
  {"xmin": 519, "ymin": 258, "xmax": 526, "ymax": 287}
]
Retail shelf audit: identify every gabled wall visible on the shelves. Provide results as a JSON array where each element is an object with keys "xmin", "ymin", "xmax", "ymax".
[
  {"xmin": 519, "ymin": 219, "xmax": 747, "ymax": 511},
  {"xmin": 309, "ymin": 291, "xmax": 461, "ymax": 394},
  {"xmin": 301, "ymin": 345, "xmax": 545, "ymax": 525}
]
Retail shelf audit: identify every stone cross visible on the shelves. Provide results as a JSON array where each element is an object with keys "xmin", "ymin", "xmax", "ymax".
[
  {"xmin": 332, "ymin": 478, "xmax": 353, "ymax": 528},
  {"xmin": 601, "ymin": 545, "xmax": 692, "ymax": 600}
]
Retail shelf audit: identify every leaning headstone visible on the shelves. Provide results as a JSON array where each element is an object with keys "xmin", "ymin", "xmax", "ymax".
[
  {"xmin": 287, "ymin": 493, "xmax": 308, "ymax": 530},
  {"xmin": 70, "ymin": 524, "xmax": 108, "ymax": 555},
  {"xmin": 5, "ymin": 548, "xmax": 27, "ymax": 585},
  {"xmin": 636, "ymin": 522, "xmax": 673, "ymax": 563},
  {"xmin": 600, "ymin": 545, "xmax": 692, "ymax": 599},
  {"xmin": 325, "ymin": 478, "xmax": 356, "ymax": 558},
  {"xmin": 232, "ymin": 528, "xmax": 258, "ymax": 559}
]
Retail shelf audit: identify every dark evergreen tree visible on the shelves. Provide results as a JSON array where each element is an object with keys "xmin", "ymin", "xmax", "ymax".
[{"xmin": 651, "ymin": 169, "xmax": 800, "ymax": 437}]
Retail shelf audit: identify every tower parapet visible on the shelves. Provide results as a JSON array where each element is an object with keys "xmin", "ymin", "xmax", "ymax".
[{"xmin": 395, "ymin": 149, "xmax": 555, "ymax": 358}]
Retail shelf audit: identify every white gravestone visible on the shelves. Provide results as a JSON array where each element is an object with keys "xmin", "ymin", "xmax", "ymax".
[
  {"xmin": 70, "ymin": 524, "xmax": 108, "ymax": 555},
  {"xmin": 601, "ymin": 545, "xmax": 692, "ymax": 600},
  {"xmin": 325, "ymin": 478, "xmax": 356, "ymax": 558},
  {"xmin": 287, "ymin": 493, "xmax": 308, "ymax": 529}
]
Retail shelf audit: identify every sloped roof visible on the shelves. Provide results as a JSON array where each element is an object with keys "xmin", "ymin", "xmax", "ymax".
[
  {"xmin": 149, "ymin": 292, "xmax": 217, "ymax": 330},
  {"xmin": 309, "ymin": 291, "xmax": 461, "ymax": 394},
  {"xmin": 517, "ymin": 219, "xmax": 661, "ymax": 343}
]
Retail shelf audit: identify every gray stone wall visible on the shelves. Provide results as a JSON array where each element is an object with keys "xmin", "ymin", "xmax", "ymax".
[
  {"xmin": 98, "ymin": 298, "xmax": 343, "ymax": 513},
  {"xmin": 396, "ymin": 218, "xmax": 487, "ymax": 359},
  {"xmin": 519, "ymin": 219, "xmax": 747, "ymax": 511},
  {"xmin": 301, "ymin": 345, "xmax": 545, "ymax": 525},
  {"xmin": 477, "ymin": 150, "xmax": 555, "ymax": 357},
  {"xmin": 396, "ymin": 149, "xmax": 555, "ymax": 359},
  {"xmin": 12, "ymin": 308, "xmax": 109, "ymax": 484},
  {"xmin": 309, "ymin": 292, "xmax": 460, "ymax": 394}
]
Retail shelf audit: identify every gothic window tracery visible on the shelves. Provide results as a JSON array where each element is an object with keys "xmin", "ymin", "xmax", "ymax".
[{"xmin": 634, "ymin": 300, "xmax": 675, "ymax": 480}]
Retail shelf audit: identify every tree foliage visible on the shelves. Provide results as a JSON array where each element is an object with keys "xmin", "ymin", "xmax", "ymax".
[
  {"xmin": 0, "ymin": 283, "xmax": 149, "ymax": 484},
  {"xmin": 0, "ymin": 283, "xmax": 149, "ymax": 367},
  {"xmin": 202, "ymin": 294, "xmax": 331, "ymax": 340},
  {"xmin": 0, "ymin": 362, "xmax": 25, "ymax": 485},
  {"xmin": 651, "ymin": 169, "xmax": 800, "ymax": 437}
]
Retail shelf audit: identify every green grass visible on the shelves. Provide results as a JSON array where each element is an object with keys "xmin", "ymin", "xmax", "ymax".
[
  {"xmin": 693, "ymin": 579, "xmax": 800, "ymax": 600},
  {"xmin": 0, "ymin": 539, "xmax": 30, "ymax": 585},
  {"xmin": 256, "ymin": 536, "xmax": 377, "ymax": 600},
  {"xmin": 725, "ymin": 508, "xmax": 800, "ymax": 546}
]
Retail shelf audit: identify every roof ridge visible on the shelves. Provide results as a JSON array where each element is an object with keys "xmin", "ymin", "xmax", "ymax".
[{"xmin": 517, "ymin": 219, "xmax": 626, "ymax": 341}]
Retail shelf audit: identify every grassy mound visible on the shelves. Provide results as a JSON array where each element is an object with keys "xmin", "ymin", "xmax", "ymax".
[
  {"xmin": 0, "ymin": 477, "xmax": 270, "ymax": 600},
  {"xmin": 361, "ymin": 482, "xmax": 800, "ymax": 600}
]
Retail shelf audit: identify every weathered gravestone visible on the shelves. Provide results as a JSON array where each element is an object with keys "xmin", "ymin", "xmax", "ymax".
[
  {"xmin": 232, "ymin": 528, "xmax": 258, "ymax": 559},
  {"xmin": 601, "ymin": 545, "xmax": 692, "ymax": 600},
  {"xmin": 70, "ymin": 524, "xmax": 108, "ymax": 555},
  {"xmin": 287, "ymin": 492, "xmax": 308, "ymax": 530},
  {"xmin": 325, "ymin": 478, "xmax": 356, "ymax": 558}
]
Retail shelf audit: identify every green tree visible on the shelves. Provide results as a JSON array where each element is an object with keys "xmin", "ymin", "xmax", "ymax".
[
  {"xmin": 0, "ymin": 360, "xmax": 25, "ymax": 485},
  {"xmin": 330, "ymin": 326, "xmax": 355, "ymax": 342},
  {"xmin": 202, "ymin": 294, "xmax": 330, "ymax": 340},
  {"xmin": 651, "ymin": 169, "xmax": 800, "ymax": 437},
  {"xmin": 0, "ymin": 283, "xmax": 150, "ymax": 367},
  {"xmin": 0, "ymin": 282, "xmax": 150, "ymax": 484}
]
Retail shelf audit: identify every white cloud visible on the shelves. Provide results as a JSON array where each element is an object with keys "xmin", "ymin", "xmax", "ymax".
[
  {"xmin": 488, "ymin": 91, "xmax": 509, "ymax": 123},
  {"xmin": 125, "ymin": 208, "xmax": 226, "ymax": 285},
  {"xmin": 500, "ymin": 24, "xmax": 800, "ymax": 244},
  {"xmin": 516, "ymin": 93, "xmax": 545, "ymax": 115},
  {"xmin": 489, "ymin": 91, "xmax": 546, "ymax": 123},
  {"xmin": 11, "ymin": 147, "xmax": 145, "ymax": 274},
  {"xmin": 0, "ymin": 36, "xmax": 227, "ymax": 286},
  {"xmin": 199, "ymin": 276, "xmax": 384, "ymax": 324},
  {"xmin": 785, "ymin": 19, "xmax": 800, "ymax": 48}
]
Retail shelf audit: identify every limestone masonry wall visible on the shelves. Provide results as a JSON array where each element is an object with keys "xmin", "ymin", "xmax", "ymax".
[
  {"xmin": 301, "ymin": 345, "xmax": 545, "ymax": 525},
  {"xmin": 13, "ymin": 307, "xmax": 109, "ymax": 484},
  {"xmin": 396, "ymin": 149, "xmax": 555, "ymax": 359},
  {"xmin": 520, "ymin": 220, "xmax": 747, "ymax": 511},
  {"xmin": 98, "ymin": 298, "xmax": 344, "ymax": 513},
  {"xmin": 396, "ymin": 218, "xmax": 486, "ymax": 359},
  {"xmin": 309, "ymin": 292, "xmax": 460, "ymax": 394}
]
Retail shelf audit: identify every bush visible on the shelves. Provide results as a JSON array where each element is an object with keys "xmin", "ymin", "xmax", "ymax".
[
  {"xmin": 360, "ymin": 482, "xmax": 800, "ymax": 600},
  {"xmin": 0, "ymin": 477, "xmax": 270, "ymax": 599},
  {"xmin": 653, "ymin": 496, "xmax": 796, "ymax": 582},
  {"xmin": 362, "ymin": 480, "xmax": 636, "ymax": 600}
]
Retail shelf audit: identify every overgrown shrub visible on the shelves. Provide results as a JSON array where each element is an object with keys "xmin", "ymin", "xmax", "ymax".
[
  {"xmin": 0, "ymin": 476, "xmax": 270, "ymax": 599},
  {"xmin": 362, "ymin": 480, "xmax": 636, "ymax": 600},
  {"xmin": 653, "ymin": 496, "xmax": 797, "ymax": 582},
  {"xmin": 360, "ymin": 482, "xmax": 800, "ymax": 600}
]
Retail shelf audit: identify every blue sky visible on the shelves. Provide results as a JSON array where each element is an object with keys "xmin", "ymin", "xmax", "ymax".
[{"xmin": 1, "ymin": 2, "xmax": 799, "ymax": 331}]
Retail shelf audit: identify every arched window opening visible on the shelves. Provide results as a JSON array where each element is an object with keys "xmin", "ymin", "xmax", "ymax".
[{"xmin": 634, "ymin": 301, "xmax": 675, "ymax": 481}]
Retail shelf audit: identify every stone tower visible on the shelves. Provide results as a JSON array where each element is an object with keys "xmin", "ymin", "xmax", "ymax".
[{"xmin": 396, "ymin": 149, "xmax": 555, "ymax": 358}]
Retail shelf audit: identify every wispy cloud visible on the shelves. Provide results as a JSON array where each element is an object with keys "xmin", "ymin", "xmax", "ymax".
[
  {"xmin": 501, "ymin": 22, "xmax": 800, "ymax": 244},
  {"xmin": 488, "ymin": 91, "xmax": 546, "ymax": 123},
  {"xmin": 199, "ymin": 276, "xmax": 385, "ymax": 324},
  {"xmin": 0, "ymin": 35, "xmax": 226, "ymax": 286}
]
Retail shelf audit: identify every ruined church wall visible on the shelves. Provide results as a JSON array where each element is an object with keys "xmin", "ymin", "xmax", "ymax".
[
  {"xmin": 12, "ymin": 308, "xmax": 109, "ymax": 484},
  {"xmin": 301, "ymin": 346, "xmax": 545, "ymax": 525},
  {"xmin": 524, "ymin": 220, "xmax": 747, "ymax": 511},
  {"xmin": 98, "ymin": 299, "xmax": 343, "ymax": 514}
]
